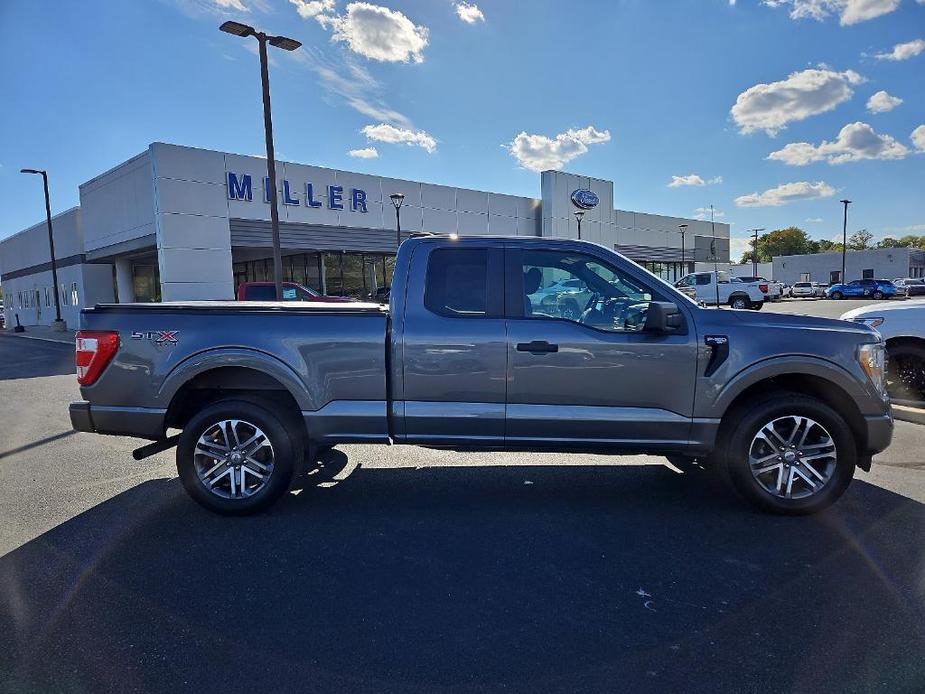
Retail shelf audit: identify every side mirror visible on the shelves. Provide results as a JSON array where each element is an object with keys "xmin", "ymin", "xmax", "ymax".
[{"xmin": 644, "ymin": 301, "xmax": 683, "ymax": 333}]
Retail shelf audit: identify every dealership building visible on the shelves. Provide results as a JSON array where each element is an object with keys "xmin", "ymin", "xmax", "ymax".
[{"xmin": 1, "ymin": 142, "xmax": 730, "ymax": 327}]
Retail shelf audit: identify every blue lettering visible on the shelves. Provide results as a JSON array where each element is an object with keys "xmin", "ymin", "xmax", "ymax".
[
  {"xmin": 328, "ymin": 185, "xmax": 344, "ymax": 210},
  {"xmin": 227, "ymin": 172, "xmax": 252, "ymax": 201},
  {"xmin": 305, "ymin": 183, "xmax": 322, "ymax": 208},
  {"xmin": 282, "ymin": 179, "xmax": 300, "ymax": 205},
  {"xmin": 263, "ymin": 177, "xmax": 272, "ymax": 203},
  {"xmin": 351, "ymin": 189, "xmax": 368, "ymax": 213}
]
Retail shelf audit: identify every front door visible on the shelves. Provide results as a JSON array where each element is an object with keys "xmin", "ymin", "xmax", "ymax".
[
  {"xmin": 505, "ymin": 245, "xmax": 698, "ymax": 449},
  {"xmin": 397, "ymin": 243, "xmax": 507, "ymax": 445}
]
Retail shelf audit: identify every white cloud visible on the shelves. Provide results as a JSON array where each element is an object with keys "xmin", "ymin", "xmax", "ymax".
[
  {"xmin": 324, "ymin": 2, "xmax": 429, "ymax": 63},
  {"xmin": 505, "ymin": 126, "xmax": 611, "ymax": 172},
  {"xmin": 767, "ymin": 122, "xmax": 909, "ymax": 165},
  {"xmin": 866, "ymin": 90, "xmax": 903, "ymax": 113},
  {"xmin": 912, "ymin": 125, "xmax": 925, "ymax": 152},
  {"xmin": 668, "ymin": 174, "xmax": 724, "ymax": 187},
  {"xmin": 348, "ymin": 147, "xmax": 379, "ymax": 158},
  {"xmin": 362, "ymin": 123, "xmax": 437, "ymax": 153},
  {"xmin": 669, "ymin": 174, "xmax": 705, "ymax": 187},
  {"xmin": 455, "ymin": 2, "xmax": 485, "ymax": 23},
  {"xmin": 289, "ymin": 0, "xmax": 335, "ymax": 19},
  {"xmin": 730, "ymin": 67, "xmax": 864, "ymax": 135},
  {"xmin": 806, "ymin": 217, "xmax": 824, "ymax": 223},
  {"xmin": 289, "ymin": 47, "xmax": 414, "ymax": 128},
  {"xmin": 872, "ymin": 38, "xmax": 925, "ymax": 61},
  {"xmin": 173, "ymin": 0, "xmax": 271, "ymax": 16},
  {"xmin": 735, "ymin": 181, "xmax": 836, "ymax": 207},
  {"xmin": 764, "ymin": 0, "xmax": 900, "ymax": 25},
  {"xmin": 694, "ymin": 207, "xmax": 726, "ymax": 219}
]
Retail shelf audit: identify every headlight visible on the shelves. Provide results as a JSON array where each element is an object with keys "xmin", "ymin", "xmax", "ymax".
[
  {"xmin": 858, "ymin": 342, "xmax": 887, "ymax": 398},
  {"xmin": 853, "ymin": 317, "xmax": 884, "ymax": 329}
]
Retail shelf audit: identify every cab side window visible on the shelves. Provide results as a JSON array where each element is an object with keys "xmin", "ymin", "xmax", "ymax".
[
  {"xmin": 520, "ymin": 249, "xmax": 660, "ymax": 332},
  {"xmin": 425, "ymin": 248, "xmax": 490, "ymax": 317}
]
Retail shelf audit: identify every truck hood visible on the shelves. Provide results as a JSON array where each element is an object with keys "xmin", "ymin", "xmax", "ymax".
[{"xmin": 717, "ymin": 307, "xmax": 879, "ymax": 338}]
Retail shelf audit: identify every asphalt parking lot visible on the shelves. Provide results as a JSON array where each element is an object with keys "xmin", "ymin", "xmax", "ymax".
[{"xmin": 1, "ymin": 320, "xmax": 924, "ymax": 694}]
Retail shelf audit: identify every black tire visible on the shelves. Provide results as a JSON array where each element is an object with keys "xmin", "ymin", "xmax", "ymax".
[
  {"xmin": 831, "ymin": 291, "xmax": 843, "ymax": 300},
  {"xmin": 717, "ymin": 393, "xmax": 856, "ymax": 515},
  {"xmin": 886, "ymin": 342, "xmax": 925, "ymax": 401},
  {"xmin": 729, "ymin": 295, "xmax": 750, "ymax": 310},
  {"xmin": 177, "ymin": 398, "xmax": 303, "ymax": 515},
  {"xmin": 749, "ymin": 300, "xmax": 763, "ymax": 311},
  {"xmin": 873, "ymin": 291, "xmax": 884, "ymax": 300}
]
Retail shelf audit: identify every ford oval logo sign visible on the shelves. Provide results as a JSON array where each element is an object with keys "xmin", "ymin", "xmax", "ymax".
[{"xmin": 571, "ymin": 189, "xmax": 599, "ymax": 210}]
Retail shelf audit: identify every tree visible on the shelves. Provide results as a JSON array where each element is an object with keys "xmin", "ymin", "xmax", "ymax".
[
  {"xmin": 761, "ymin": 227, "xmax": 816, "ymax": 260},
  {"xmin": 876, "ymin": 237, "xmax": 904, "ymax": 248},
  {"xmin": 814, "ymin": 238, "xmax": 843, "ymax": 252},
  {"xmin": 847, "ymin": 229, "xmax": 873, "ymax": 250}
]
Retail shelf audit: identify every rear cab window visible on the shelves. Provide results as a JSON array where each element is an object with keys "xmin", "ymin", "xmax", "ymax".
[{"xmin": 424, "ymin": 247, "xmax": 502, "ymax": 318}]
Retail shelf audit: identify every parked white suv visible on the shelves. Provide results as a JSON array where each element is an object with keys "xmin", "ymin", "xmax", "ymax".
[{"xmin": 791, "ymin": 282, "xmax": 821, "ymax": 299}]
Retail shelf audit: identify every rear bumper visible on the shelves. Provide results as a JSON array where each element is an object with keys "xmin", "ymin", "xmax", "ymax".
[{"xmin": 69, "ymin": 401, "xmax": 166, "ymax": 440}]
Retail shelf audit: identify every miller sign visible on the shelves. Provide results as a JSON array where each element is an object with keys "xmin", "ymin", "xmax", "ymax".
[{"xmin": 226, "ymin": 172, "xmax": 368, "ymax": 213}]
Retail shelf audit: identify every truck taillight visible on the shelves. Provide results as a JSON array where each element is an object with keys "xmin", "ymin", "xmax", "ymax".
[
  {"xmin": 76, "ymin": 331, "xmax": 119, "ymax": 385},
  {"xmin": 759, "ymin": 283, "xmax": 768, "ymax": 293}
]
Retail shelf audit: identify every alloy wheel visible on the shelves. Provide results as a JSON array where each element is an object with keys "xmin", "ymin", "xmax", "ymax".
[
  {"xmin": 193, "ymin": 419, "xmax": 275, "ymax": 499},
  {"xmin": 748, "ymin": 415, "xmax": 837, "ymax": 500}
]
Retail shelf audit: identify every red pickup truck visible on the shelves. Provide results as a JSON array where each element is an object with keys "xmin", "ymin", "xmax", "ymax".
[{"xmin": 236, "ymin": 281, "xmax": 355, "ymax": 302}]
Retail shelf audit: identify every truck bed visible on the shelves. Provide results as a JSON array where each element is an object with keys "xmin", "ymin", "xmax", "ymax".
[{"xmin": 88, "ymin": 301, "xmax": 387, "ymax": 315}]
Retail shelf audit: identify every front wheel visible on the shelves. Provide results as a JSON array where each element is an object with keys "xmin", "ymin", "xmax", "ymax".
[
  {"xmin": 177, "ymin": 399, "xmax": 303, "ymax": 514},
  {"xmin": 718, "ymin": 393, "xmax": 856, "ymax": 515},
  {"xmin": 873, "ymin": 291, "xmax": 884, "ymax": 300},
  {"xmin": 830, "ymin": 291, "xmax": 843, "ymax": 300}
]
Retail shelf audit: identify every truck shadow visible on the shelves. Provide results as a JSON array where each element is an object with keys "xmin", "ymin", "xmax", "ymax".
[{"xmin": 1, "ymin": 454, "xmax": 923, "ymax": 694}]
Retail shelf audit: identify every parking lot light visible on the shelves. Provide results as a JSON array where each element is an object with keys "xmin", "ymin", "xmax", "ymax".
[
  {"xmin": 390, "ymin": 193, "xmax": 405, "ymax": 247},
  {"xmin": 219, "ymin": 20, "xmax": 302, "ymax": 301},
  {"xmin": 20, "ymin": 168, "xmax": 64, "ymax": 330}
]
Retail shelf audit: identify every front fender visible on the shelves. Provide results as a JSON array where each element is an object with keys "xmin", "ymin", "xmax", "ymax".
[
  {"xmin": 702, "ymin": 354, "xmax": 882, "ymax": 419},
  {"xmin": 156, "ymin": 347, "xmax": 313, "ymax": 411}
]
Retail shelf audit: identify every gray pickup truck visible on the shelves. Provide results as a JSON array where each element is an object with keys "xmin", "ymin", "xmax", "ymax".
[{"xmin": 70, "ymin": 236, "xmax": 893, "ymax": 515}]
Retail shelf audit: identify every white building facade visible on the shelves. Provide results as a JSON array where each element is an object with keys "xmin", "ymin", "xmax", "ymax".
[{"xmin": 2, "ymin": 142, "xmax": 730, "ymax": 326}]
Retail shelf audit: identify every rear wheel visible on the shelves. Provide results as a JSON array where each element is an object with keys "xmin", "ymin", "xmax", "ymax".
[
  {"xmin": 177, "ymin": 399, "xmax": 302, "ymax": 514},
  {"xmin": 831, "ymin": 291, "xmax": 843, "ymax": 300},
  {"xmin": 717, "ymin": 393, "xmax": 856, "ymax": 515},
  {"xmin": 873, "ymin": 290, "xmax": 885, "ymax": 300},
  {"xmin": 729, "ymin": 295, "xmax": 750, "ymax": 310}
]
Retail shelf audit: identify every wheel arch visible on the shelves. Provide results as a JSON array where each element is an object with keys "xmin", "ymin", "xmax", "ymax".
[
  {"xmin": 710, "ymin": 360, "xmax": 874, "ymax": 469},
  {"xmin": 160, "ymin": 349, "xmax": 310, "ymax": 432}
]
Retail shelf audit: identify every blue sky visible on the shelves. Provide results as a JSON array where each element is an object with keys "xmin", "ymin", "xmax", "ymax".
[{"xmin": 1, "ymin": 0, "xmax": 923, "ymax": 260}]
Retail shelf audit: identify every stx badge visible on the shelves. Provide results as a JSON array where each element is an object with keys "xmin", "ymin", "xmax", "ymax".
[{"xmin": 131, "ymin": 330, "xmax": 180, "ymax": 345}]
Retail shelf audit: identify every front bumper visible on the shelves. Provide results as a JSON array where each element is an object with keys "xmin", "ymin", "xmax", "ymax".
[
  {"xmin": 69, "ymin": 401, "xmax": 166, "ymax": 440},
  {"xmin": 864, "ymin": 412, "xmax": 894, "ymax": 455}
]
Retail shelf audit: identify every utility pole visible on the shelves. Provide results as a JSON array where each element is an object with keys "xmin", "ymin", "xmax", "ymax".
[
  {"xmin": 749, "ymin": 228, "xmax": 765, "ymax": 277},
  {"xmin": 840, "ymin": 199, "xmax": 851, "ymax": 283},
  {"xmin": 21, "ymin": 168, "xmax": 64, "ymax": 330}
]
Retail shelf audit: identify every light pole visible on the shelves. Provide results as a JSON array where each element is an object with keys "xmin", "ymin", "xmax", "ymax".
[
  {"xmin": 574, "ymin": 210, "xmax": 585, "ymax": 240},
  {"xmin": 749, "ymin": 228, "xmax": 766, "ymax": 276},
  {"xmin": 677, "ymin": 224, "xmax": 688, "ymax": 279},
  {"xmin": 840, "ymin": 199, "xmax": 851, "ymax": 283},
  {"xmin": 389, "ymin": 193, "xmax": 405, "ymax": 248},
  {"xmin": 220, "ymin": 20, "xmax": 302, "ymax": 300},
  {"xmin": 21, "ymin": 168, "xmax": 64, "ymax": 330}
]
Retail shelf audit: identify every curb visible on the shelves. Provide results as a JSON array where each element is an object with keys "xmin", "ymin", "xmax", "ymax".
[{"xmin": 893, "ymin": 404, "xmax": 925, "ymax": 426}]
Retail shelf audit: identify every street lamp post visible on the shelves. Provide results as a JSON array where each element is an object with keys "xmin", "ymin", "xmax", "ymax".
[
  {"xmin": 749, "ymin": 228, "xmax": 766, "ymax": 277},
  {"xmin": 220, "ymin": 20, "xmax": 302, "ymax": 301},
  {"xmin": 677, "ymin": 224, "xmax": 688, "ymax": 279},
  {"xmin": 573, "ymin": 210, "xmax": 585, "ymax": 240},
  {"xmin": 389, "ymin": 193, "xmax": 405, "ymax": 248},
  {"xmin": 21, "ymin": 168, "xmax": 64, "ymax": 330},
  {"xmin": 840, "ymin": 199, "xmax": 851, "ymax": 283}
]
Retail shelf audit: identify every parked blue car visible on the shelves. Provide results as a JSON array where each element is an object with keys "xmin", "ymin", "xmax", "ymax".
[{"xmin": 826, "ymin": 278, "xmax": 898, "ymax": 300}]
